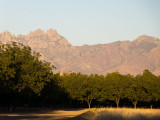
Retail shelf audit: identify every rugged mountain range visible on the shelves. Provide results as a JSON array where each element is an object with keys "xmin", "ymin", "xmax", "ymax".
[{"xmin": 0, "ymin": 29, "xmax": 160, "ymax": 75}]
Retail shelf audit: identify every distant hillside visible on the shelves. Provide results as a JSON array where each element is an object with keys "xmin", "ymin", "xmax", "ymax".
[{"xmin": 0, "ymin": 29, "xmax": 160, "ymax": 75}]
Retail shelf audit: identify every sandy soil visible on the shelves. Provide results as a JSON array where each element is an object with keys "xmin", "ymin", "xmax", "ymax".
[{"xmin": 0, "ymin": 109, "xmax": 89, "ymax": 120}]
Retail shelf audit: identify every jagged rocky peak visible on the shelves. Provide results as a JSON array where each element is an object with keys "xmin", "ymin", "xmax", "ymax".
[
  {"xmin": 45, "ymin": 29, "xmax": 71, "ymax": 46},
  {"xmin": 2, "ymin": 30, "xmax": 12, "ymax": 36},
  {"xmin": 28, "ymin": 29, "xmax": 45, "ymax": 37},
  {"xmin": 0, "ymin": 30, "xmax": 15, "ymax": 43},
  {"xmin": 46, "ymin": 29, "xmax": 58, "ymax": 38},
  {"xmin": 0, "ymin": 28, "xmax": 71, "ymax": 47},
  {"xmin": 28, "ymin": 28, "xmax": 59, "ymax": 39},
  {"xmin": 25, "ymin": 28, "xmax": 70, "ymax": 47},
  {"xmin": 0, "ymin": 30, "xmax": 12, "ymax": 38},
  {"xmin": 136, "ymin": 35, "xmax": 152, "ymax": 39},
  {"xmin": 134, "ymin": 35, "xmax": 160, "ymax": 44}
]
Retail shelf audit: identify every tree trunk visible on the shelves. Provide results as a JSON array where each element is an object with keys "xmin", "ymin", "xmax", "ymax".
[
  {"xmin": 87, "ymin": 96, "xmax": 92, "ymax": 109},
  {"xmin": 115, "ymin": 97, "xmax": 120, "ymax": 108},
  {"xmin": 133, "ymin": 103, "xmax": 137, "ymax": 109},
  {"xmin": 87, "ymin": 100, "xmax": 91, "ymax": 109},
  {"xmin": 88, "ymin": 103, "xmax": 91, "ymax": 109},
  {"xmin": 133, "ymin": 100, "xmax": 138, "ymax": 109},
  {"xmin": 116, "ymin": 102, "xmax": 119, "ymax": 108}
]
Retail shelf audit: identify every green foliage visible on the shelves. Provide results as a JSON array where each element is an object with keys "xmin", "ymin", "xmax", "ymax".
[
  {"xmin": 125, "ymin": 74, "xmax": 146, "ymax": 108},
  {"xmin": 59, "ymin": 73, "xmax": 102, "ymax": 108},
  {"xmin": 140, "ymin": 70, "xmax": 160, "ymax": 107},
  {"xmin": 56, "ymin": 70, "xmax": 160, "ymax": 108},
  {"xmin": 40, "ymin": 73, "xmax": 70, "ymax": 105},
  {"xmin": 101, "ymin": 72, "xmax": 129, "ymax": 107},
  {"xmin": 0, "ymin": 42, "xmax": 54, "ymax": 95}
]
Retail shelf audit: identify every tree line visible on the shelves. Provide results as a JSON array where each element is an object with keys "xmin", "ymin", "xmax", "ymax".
[
  {"xmin": 0, "ymin": 42, "xmax": 160, "ymax": 110},
  {"xmin": 59, "ymin": 71, "xmax": 160, "ymax": 109}
]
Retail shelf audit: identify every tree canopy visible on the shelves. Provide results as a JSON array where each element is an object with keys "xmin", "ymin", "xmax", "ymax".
[{"xmin": 0, "ymin": 42, "xmax": 55, "ymax": 108}]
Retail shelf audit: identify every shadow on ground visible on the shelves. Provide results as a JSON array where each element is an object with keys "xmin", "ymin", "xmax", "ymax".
[
  {"xmin": 0, "ymin": 108, "xmax": 93, "ymax": 120},
  {"xmin": 65, "ymin": 111, "xmax": 95, "ymax": 120}
]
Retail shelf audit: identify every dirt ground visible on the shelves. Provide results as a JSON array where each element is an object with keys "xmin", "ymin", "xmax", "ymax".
[{"xmin": 0, "ymin": 108, "xmax": 89, "ymax": 120}]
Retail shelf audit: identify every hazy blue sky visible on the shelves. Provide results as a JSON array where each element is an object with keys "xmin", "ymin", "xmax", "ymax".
[{"xmin": 1, "ymin": 0, "xmax": 160, "ymax": 45}]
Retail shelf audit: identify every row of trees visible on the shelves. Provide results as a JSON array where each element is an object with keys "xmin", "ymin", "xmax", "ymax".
[
  {"xmin": 59, "ymin": 71, "xmax": 160, "ymax": 109},
  {"xmin": 0, "ymin": 42, "xmax": 160, "ymax": 110}
]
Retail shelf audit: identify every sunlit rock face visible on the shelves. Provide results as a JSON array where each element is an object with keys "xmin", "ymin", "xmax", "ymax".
[{"xmin": 0, "ymin": 29, "xmax": 160, "ymax": 75}]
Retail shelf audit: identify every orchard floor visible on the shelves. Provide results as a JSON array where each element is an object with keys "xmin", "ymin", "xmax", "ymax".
[
  {"xmin": 1, "ymin": 108, "xmax": 160, "ymax": 120},
  {"xmin": 93, "ymin": 108, "xmax": 160, "ymax": 120},
  {"xmin": 0, "ymin": 108, "xmax": 89, "ymax": 120}
]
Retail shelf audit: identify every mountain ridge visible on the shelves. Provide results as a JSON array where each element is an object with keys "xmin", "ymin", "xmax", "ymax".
[{"xmin": 0, "ymin": 29, "xmax": 160, "ymax": 75}]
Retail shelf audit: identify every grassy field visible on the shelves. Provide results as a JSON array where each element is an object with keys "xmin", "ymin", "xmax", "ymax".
[{"xmin": 93, "ymin": 108, "xmax": 160, "ymax": 120}]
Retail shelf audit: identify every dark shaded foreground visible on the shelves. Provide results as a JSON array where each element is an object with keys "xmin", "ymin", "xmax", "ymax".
[{"xmin": 0, "ymin": 108, "xmax": 90, "ymax": 120}]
